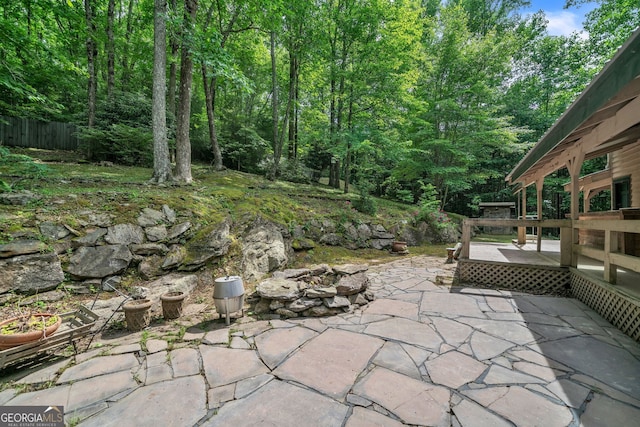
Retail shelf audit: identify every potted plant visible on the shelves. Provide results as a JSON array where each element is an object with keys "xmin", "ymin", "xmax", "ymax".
[
  {"xmin": 160, "ymin": 291, "xmax": 186, "ymax": 320},
  {"xmin": 0, "ymin": 312, "xmax": 62, "ymax": 350},
  {"xmin": 122, "ymin": 298, "xmax": 152, "ymax": 332}
]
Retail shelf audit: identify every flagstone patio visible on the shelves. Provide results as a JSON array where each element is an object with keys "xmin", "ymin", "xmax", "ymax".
[{"xmin": 1, "ymin": 255, "xmax": 639, "ymax": 426}]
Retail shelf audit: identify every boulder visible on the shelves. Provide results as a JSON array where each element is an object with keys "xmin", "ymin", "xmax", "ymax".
[
  {"xmin": 370, "ymin": 238, "xmax": 393, "ymax": 250},
  {"xmin": 182, "ymin": 222, "xmax": 231, "ymax": 269},
  {"xmin": 72, "ymin": 228, "xmax": 107, "ymax": 248},
  {"xmin": 305, "ymin": 286, "xmax": 337, "ymax": 298},
  {"xmin": 287, "ymin": 297, "xmax": 323, "ymax": 313},
  {"xmin": 371, "ymin": 224, "xmax": 394, "ymax": 239},
  {"xmin": 138, "ymin": 255, "xmax": 165, "ymax": 279},
  {"xmin": 162, "ymin": 204, "xmax": 177, "ymax": 223},
  {"xmin": 137, "ymin": 208, "xmax": 165, "ymax": 227},
  {"xmin": 357, "ymin": 223, "xmax": 372, "ymax": 241},
  {"xmin": 67, "ymin": 245, "xmax": 133, "ymax": 278},
  {"xmin": 167, "ymin": 221, "xmax": 192, "ymax": 241},
  {"xmin": 0, "ymin": 253, "xmax": 65, "ymax": 294},
  {"xmin": 105, "ymin": 223, "xmax": 145, "ymax": 245},
  {"xmin": 291, "ymin": 238, "xmax": 315, "ymax": 251},
  {"xmin": 0, "ymin": 190, "xmax": 41, "ymax": 205},
  {"xmin": 319, "ymin": 233, "xmax": 342, "ymax": 246},
  {"xmin": 335, "ymin": 272, "xmax": 369, "ymax": 296},
  {"xmin": 145, "ymin": 225, "xmax": 168, "ymax": 242},
  {"xmin": 333, "ymin": 264, "xmax": 368, "ymax": 275},
  {"xmin": 241, "ymin": 222, "xmax": 288, "ymax": 282},
  {"xmin": 162, "ymin": 245, "xmax": 186, "ymax": 270},
  {"xmin": 130, "ymin": 243, "xmax": 169, "ymax": 256},
  {"xmin": 0, "ymin": 240, "xmax": 46, "ymax": 258},
  {"xmin": 323, "ymin": 295, "xmax": 351, "ymax": 308},
  {"xmin": 256, "ymin": 278, "xmax": 301, "ymax": 301},
  {"xmin": 39, "ymin": 221, "xmax": 70, "ymax": 241}
]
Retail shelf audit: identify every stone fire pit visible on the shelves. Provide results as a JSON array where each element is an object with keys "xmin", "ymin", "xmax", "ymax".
[{"xmin": 253, "ymin": 264, "xmax": 374, "ymax": 318}]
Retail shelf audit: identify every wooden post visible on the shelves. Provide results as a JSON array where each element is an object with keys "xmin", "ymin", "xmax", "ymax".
[
  {"xmin": 604, "ymin": 230, "xmax": 618, "ymax": 284},
  {"xmin": 517, "ymin": 188, "xmax": 527, "ymax": 245},
  {"xmin": 536, "ymin": 177, "xmax": 543, "ymax": 253},
  {"xmin": 461, "ymin": 221, "xmax": 471, "ymax": 259},
  {"xmin": 560, "ymin": 226, "xmax": 572, "ymax": 267},
  {"xmin": 566, "ymin": 152, "xmax": 585, "ymax": 267}
]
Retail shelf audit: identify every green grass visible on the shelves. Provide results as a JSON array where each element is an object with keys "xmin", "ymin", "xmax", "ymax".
[{"xmin": 0, "ymin": 148, "xmax": 460, "ymax": 266}]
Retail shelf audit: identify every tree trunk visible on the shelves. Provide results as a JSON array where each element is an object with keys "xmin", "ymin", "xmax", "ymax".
[
  {"xmin": 84, "ymin": 0, "xmax": 97, "ymax": 131},
  {"xmin": 121, "ymin": 0, "xmax": 135, "ymax": 88},
  {"xmin": 202, "ymin": 66, "xmax": 223, "ymax": 170},
  {"xmin": 287, "ymin": 50, "xmax": 298, "ymax": 160},
  {"xmin": 106, "ymin": 0, "xmax": 115, "ymax": 98},
  {"xmin": 167, "ymin": 0, "xmax": 179, "ymax": 119},
  {"xmin": 151, "ymin": 0, "xmax": 172, "ymax": 183},
  {"xmin": 270, "ymin": 30, "xmax": 281, "ymax": 179},
  {"xmin": 174, "ymin": 0, "xmax": 197, "ymax": 184}
]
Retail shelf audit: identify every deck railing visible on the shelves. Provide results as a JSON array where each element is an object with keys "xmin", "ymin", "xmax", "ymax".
[{"xmin": 461, "ymin": 218, "xmax": 640, "ymax": 285}]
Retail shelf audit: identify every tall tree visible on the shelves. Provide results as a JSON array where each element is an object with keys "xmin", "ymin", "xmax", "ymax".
[
  {"xmin": 84, "ymin": 0, "xmax": 97, "ymax": 128},
  {"xmin": 174, "ymin": 0, "xmax": 198, "ymax": 184},
  {"xmin": 151, "ymin": 0, "xmax": 173, "ymax": 183}
]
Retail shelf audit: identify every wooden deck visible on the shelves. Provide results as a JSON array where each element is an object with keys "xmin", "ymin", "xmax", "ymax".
[{"xmin": 468, "ymin": 239, "xmax": 640, "ymax": 300}]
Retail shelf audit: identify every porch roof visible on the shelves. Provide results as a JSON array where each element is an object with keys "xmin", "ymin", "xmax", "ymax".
[{"xmin": 506, "ymin": 27, "xmax": 640, "ymax": 187}]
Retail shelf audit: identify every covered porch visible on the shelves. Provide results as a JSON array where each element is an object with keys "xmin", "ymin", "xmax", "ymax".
[{"xmin": 457, "ymin": 27, "xmax": 640, "ymax": 342}]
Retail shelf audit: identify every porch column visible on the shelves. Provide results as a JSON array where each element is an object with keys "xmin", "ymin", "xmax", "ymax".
[
  {"xmin": 566, "ymin": 152, "xmax": 585, "ymax": 267},
  {"xmin": 536, "ymin": 177, "xmax": 544, "ymax": 252},
  {"xmin": 517, "ymin": 188, "xmax": 526, "ymax": 244}
]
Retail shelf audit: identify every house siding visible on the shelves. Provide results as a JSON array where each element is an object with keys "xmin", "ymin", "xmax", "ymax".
[{"xmin": 610, "ymin": 139, "xmax": 640, "ymax": 208}]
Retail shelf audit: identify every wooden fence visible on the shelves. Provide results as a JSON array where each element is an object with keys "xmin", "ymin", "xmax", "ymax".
[{"xmin": 0, "ymin": 116, "xmax": 79, "ymax": 151}]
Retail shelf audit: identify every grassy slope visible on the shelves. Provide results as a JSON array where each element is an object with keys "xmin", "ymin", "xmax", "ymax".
[{"xmin": 0, "ymin": 148, "xmax": 454, "ymax": 268}]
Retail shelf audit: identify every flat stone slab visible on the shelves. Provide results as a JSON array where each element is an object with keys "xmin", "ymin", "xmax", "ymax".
[
  {"xmin": 204, "ymin": 380, "xmax": 348, "ymax": 426},
  {"xmin": 432, "ymin": 317, "xmax": 473, "ymax": 347},
  {"xmin": 364, "ymin": 317, "xmax": 442, "ymax": 351},
  {"xmin": 453, "ymin": 398, "xmax": 512, "ymax": 427},
  {"xmin": 273, "ymin": 328, "xmax": 383, "ymax": 400},
  {"xmin": 425, "ymin": 351, "xmax": 487, "ymax": 389},
  {"xmin": 67, "ymin": 370, "xmax": 138, "ymax": 412},
  {"xmin": 420, "ymin": 292, "xmax": 485, "ymax": 318},
  {"xmin": 457, "ymin": 318, "xmax": 537, "ymax": 345},
  {"xmin": 363, "ymin": 299, "xmax": 419, "ymax": 320},
  {"xmin": 372, "ymin": 341, "xmax": 421, "ymax": 379},
  {"xmin": 488, "ymin": 386, "xmax": 573, "ymax": 427},
  {"xmin": 82, "ymin": 375, "xmax": 207, "ymax": 427},
  {"xmin": 57, "ymin": 353, "xmax": 140, "ymax": 384},
  {"xmin": 580, "ymin": 393, "xmax": 640, "ymax": 426},
  {"xmin": 254, "ymin": 326, "xmax": 318, "ymax": 369},
  {"xmin": 170, "ymin": 347, "xmax": 200, "ymax": 377},
  {"xmin": 200, "ymin": 346, "xmax": 269, "ymax": 387},
  {"xmin": 538, "ymin": 336, "xmax": 640, "ymax": 397},
  {"xmin": 469, "ymin": 331, "xmax": 515, "ymax": 360},
  {"xmin": 346, "ymin": 407, "xmax": 404, "ymax": 427},
  {"xmin": 353, "ymin": 367, "xmax": 450, "ymax": 426}
]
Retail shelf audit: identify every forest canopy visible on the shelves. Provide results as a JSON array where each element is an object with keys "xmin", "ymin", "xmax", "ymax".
[{"xmin": 1, "ymin": 0, "xmax": 638, "ymax": 216}]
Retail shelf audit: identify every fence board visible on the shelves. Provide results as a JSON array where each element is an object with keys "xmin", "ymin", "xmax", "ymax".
[{"xmin": 0, "ymin": 116, "xmax": 78, "ymax": 151}]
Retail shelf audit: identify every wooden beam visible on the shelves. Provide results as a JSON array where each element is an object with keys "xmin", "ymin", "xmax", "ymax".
[{"xmin": 536, "ymin": 177, "xmax": 543, "ymax": 252}]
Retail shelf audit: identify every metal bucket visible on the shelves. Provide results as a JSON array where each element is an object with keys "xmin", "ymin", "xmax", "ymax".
[{"xmin": 214, "ymin": 276, "xmax": 245, "ymax": 325}]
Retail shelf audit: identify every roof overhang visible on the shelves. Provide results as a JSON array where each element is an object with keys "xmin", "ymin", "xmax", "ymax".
[{"xmin": 506, "ymin": 27, "xmax": 640, "ymax": 188}]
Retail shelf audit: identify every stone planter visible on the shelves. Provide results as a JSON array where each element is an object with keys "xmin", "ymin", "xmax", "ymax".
[
  {"xmin": 0, "ymin": 313, "xmax": 62, "ymax": 349},
  {"xmin": 160, "ymin": 291, "xmax": 186, "ymax": 320},
  {"xmin": 122, "ymin": 298, "xmax": 152, "ymax": 332}
]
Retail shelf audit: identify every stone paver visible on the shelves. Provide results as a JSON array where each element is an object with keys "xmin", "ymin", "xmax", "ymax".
[
  {"xmin": 2, "ymin": 255, "xmax": 638, "ymax": 427},
  {"xmin": 353, "ymin": 366, "xmax": 450, "ymax": 426},
  {"xmin": 273, "ymin": 328, "xmax": 383, "ymax": 400},
  {"xmin": 82, "ymin": 375, "xmax": 207, "ymax": 427},
  {"xmin": 204, "ymin": 380, "xmax": 348, "ymax": 426},
  {"xmin": 254, "ymin": 326, "xmax": 317, "ymax": 369},
  {"xmin": 425, "ymin": 351, "xmax": 486, "ymax": 388}
]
